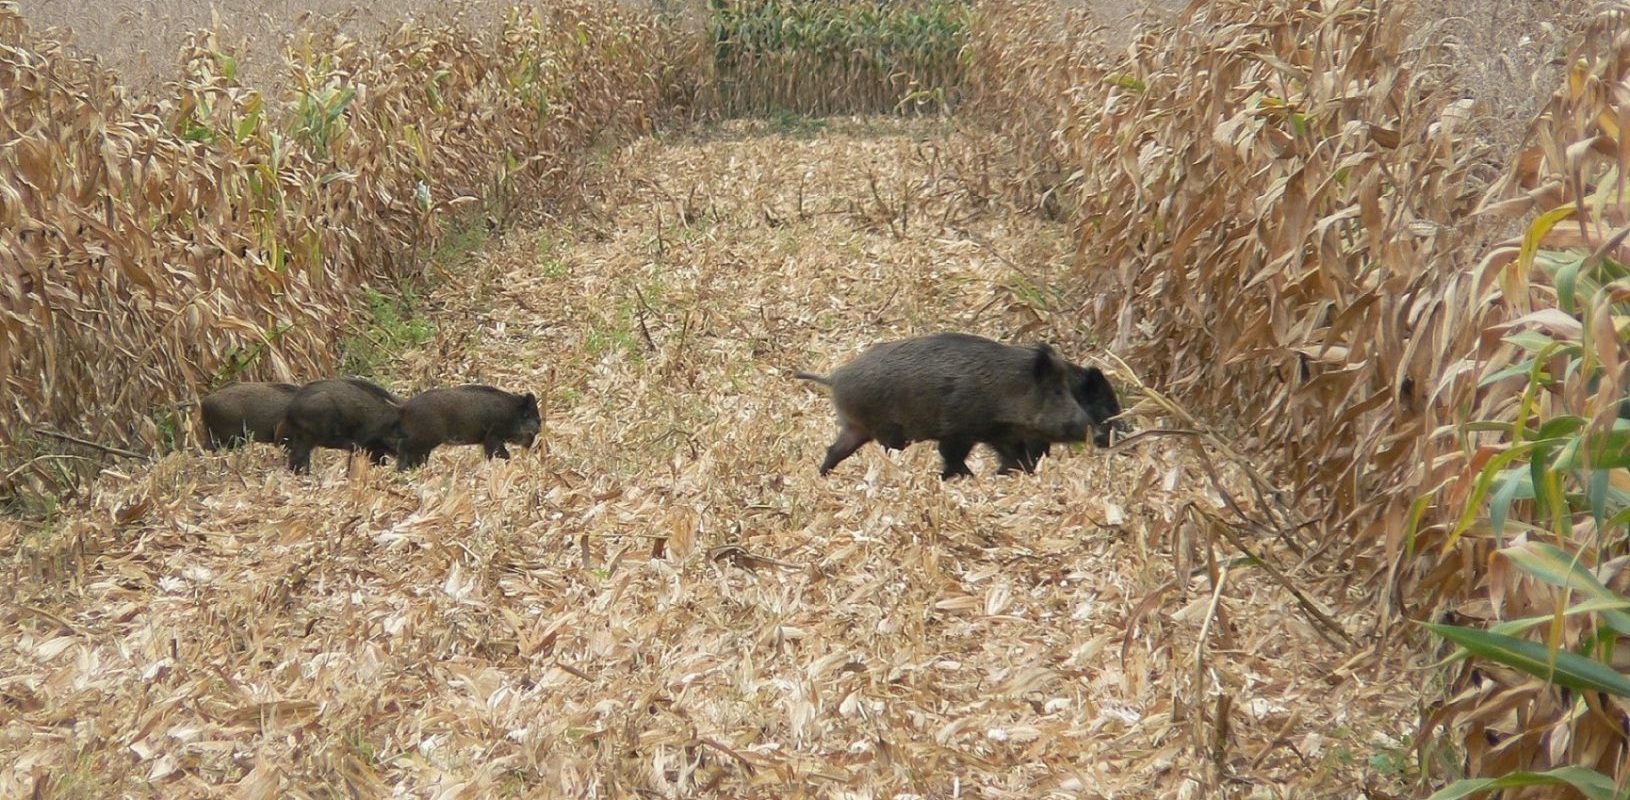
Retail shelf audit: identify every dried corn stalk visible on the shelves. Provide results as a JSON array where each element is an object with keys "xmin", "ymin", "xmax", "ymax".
[{"xmin": 0, "ymin": 2, "xmax": 702, "ymax": 508}]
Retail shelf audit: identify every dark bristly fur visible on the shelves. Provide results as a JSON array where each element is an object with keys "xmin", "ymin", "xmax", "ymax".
[
  {"xmin": 993, "ymin": 361, "xmax": 1125, "ymax": 474},
  {"xmin": 199, "ymin": 382, "xmax": 300, "ymax": 450},
  {"xmin": 395, "ymin": 385, "xmax": 541, "ymax": 470},
  {"xmin": 279, "ymin": 377, "xmax": 404, "ymax": 474},
  {"xmin": 798, "ymin": 332, "xmax": 1093, "ymax": 480}
]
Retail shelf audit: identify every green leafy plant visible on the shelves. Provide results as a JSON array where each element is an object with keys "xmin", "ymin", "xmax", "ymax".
[
  {"xmin": 1422, "ymin": 192, "xmax": 1630, "ymax": 800},
  {"xmin": 709, "ymin": 0, "xmax": 970, "ymax": 116},
  {"xmin": 341, "ymin": 286, "xmax": 436, "ymax": 378}
]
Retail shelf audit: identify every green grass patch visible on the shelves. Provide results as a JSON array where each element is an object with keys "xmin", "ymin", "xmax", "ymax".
[
  {"xmin": 344, "ymin": 728, "xmax": 381, "ymax": 766},
  {"xmin": 432, "ymin": 217, "xmax": 491, "ymax": 273},
  {"xmin": 1005, "ymin": 272, "xmax": 1056, "ymax": 312},
  {"xmin": 39, "ymin": 750, "xmax": 114, "ymax": 799},
  {"xmin": 584, "ymin": 322, "xmax": 641, "ymax": 362},
  {"xmin": 341, "ymin": 284, "xmax": 436, "ymax": 379},
  {"xmin": 538, "ymin": 233, "xmax": 570, "ymax": 279},
  {"xmin": 555, "ymin": 387, "xmax": 585, "ymax": 408},
  {"xmin": 150, "ymin": 407, "xmax": 184, "ymax": 451},
  {"xmin": 771, "ymin": 109, "xmax": 830, "ymax": 138}
]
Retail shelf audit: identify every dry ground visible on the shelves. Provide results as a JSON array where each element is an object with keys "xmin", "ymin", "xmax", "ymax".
[{"xmin": 1, "ymin": 118, "xmax": 1421, "ymax": 798}]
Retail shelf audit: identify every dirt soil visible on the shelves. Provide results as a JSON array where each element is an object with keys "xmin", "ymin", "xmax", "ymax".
[{"xmin": 0, "ymin": 118, "xmax": 1421, "ymax": 798}]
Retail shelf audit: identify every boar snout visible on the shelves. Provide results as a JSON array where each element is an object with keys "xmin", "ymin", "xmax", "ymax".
[
  {"xmin": 1049, "ymin": 407, "xmax": 1091, "ymax": 444},
  {"xmin": 1068, "ymin": 417, "xmax": 1091, "ymax": 443}
]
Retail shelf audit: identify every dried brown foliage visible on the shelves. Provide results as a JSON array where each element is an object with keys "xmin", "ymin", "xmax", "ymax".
[
  {"xmin": 1410, "ymin": 0, "xmax": 1592, "ymax": 161},
  {"xmin": 3, "ymin": 0, "xmax": 1621, "ymax": 791},
  {"xmin": 23, "ymin": 0, "xmax": 508, "ymax": 92},
  {"xmin": 966, "ymin": 0, "xmax": 1630, "ymax": 789},
  {"xmin": 0, "ymin": 123, "xmax": 1420, "ymax": 797},
  {"xmin": 969, "ymin": 0, "xmax": 1508, "ymax": 611},
  {"xmin": 0, "ymin": 1, "xmax": 699, "ymax": 508},
  {"xmin": 1415, "ymin": 7, "xmax": 1630, "ymax": 790}
]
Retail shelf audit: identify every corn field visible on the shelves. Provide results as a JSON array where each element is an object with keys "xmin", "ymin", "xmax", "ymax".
[
  {"xmin": 974, "ymin": 0, "xmax": 1496, "ymax": 614},
  {"xmin": 3, "ymin": 0, "xmax": 1629, "ymax": 795},
  {"xmin": 709, "ymin": 0, "xmax": 969, "ymax": 115},
  {"xmin": 0, "ymin": 1, "xmax": 696, "ymax": 511},
  {"xmin": 963, "ymin": 0, "xmax": 1630, "ymax": 792}
]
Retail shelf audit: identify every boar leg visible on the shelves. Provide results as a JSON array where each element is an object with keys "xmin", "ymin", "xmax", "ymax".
[
  {"xmin": 937, "ymin": 439, "xmax": 976, "ymax": 480},
  {"xmin": 396, "ymin": 447, "xmax": 430, "ymax": 471},
  {"xmin": 286, "ymin": 439, "xmax": 314, "ymax": 474},
  {"xmin": 993, "ymin": 440, "xmax": 1047, "ymax": 475},
  {"xmin": 363, "ymin": 444, "xmax": 391, "ymax": 466},
  {"xmin": 483, "ymin": 437, "xmax": 512, "ymax": 460},
  {"xmin": 818, "ymin": 425, "xmax": 872, "ymax": 475},
  {"xmin": 876, "ymin": 424, "xmax": 909, "ymax": 452}
]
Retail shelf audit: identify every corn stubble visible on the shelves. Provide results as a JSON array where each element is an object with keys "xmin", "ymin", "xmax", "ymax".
[
  {"xmin": 2, "ymin": 0, "xmax": 1625, "ymax": 795},
  {"xmin": 0, "ymin": 118, "xmax": 1421, "ymax": 798}
]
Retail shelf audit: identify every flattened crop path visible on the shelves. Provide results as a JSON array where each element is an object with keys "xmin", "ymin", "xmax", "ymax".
[{"xmin": 1, "ymin": 119, "xmax": 1412, "ymax": 798}]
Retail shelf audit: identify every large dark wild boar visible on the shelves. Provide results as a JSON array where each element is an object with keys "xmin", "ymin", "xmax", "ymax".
[
  {"xmin": 796, "ymin": 332, "xmax": 1092, "ymax": 479},
  {"xmin": 280, "ymin": 377, "xmax": 404, "ymax": 473},
  {"xmin": 991, "ymin": 361, "xmax": 1124, "ymax": 475},
  {"xmin": 199, "ymin": 382, "xmax": 300, "ymax": 450},
  {"xmin": 395, "ymin": 385, "xmax": 541, "ymax": 470}
]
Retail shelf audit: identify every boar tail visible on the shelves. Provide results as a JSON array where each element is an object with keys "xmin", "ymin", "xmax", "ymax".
[{"xmin": 794, "ymin": 370, "xmax": 831, "ymax": 386}]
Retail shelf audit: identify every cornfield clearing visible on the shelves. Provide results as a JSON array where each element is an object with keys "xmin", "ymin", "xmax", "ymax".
[
  {"xmin": 5, "ymin": 0, "xmax": 1630, "ymax": 796},
  {"xmin": 2, "ymin": 118, "xmax": 1420, "ymax": 797}
]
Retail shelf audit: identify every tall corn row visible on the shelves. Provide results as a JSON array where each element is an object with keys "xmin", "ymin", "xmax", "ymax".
[
  {"xmin": 1083, "ymin": 0, "xmax": 1504, "ymax": 597},
  {"xmin": 961, "ymin": 0, "xmax": 1106, "ymax": 209},
  {"xmin": 1415, "ymin": 7, "xmax": 1630, "ymax": 791},
  {"xmin": 711, "ymin": 0, "xmax": 968, "ymax": 116},
  {"xmin": 969, "ymin": 0, "xmax": 1501, "ymax": 603},
  {"xmin": 969, "ymin": 0, "xmax": 1630, "ymax": 786},
  {"xmin": 0, "ymin": 2, "xmax": 698, "ymax": 507}
]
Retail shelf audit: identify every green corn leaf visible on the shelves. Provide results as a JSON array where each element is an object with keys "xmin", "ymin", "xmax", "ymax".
[
  {"xmin": 1554, "ymin": 251, "xmax": 1588, "ymax": 314},
  {"xmin": 1536, "ymin": 415, "xmax": 1587, "ymax": 440},
  {"xmin": 1478, "ymin": 360, "xmax": 1539, "ymax": 387},
  {"xmin": 1520, "ymin": 206, "xmax": 1580, "ymax": 274},
  {"xmin": 1424, "ymin": 622, "xmax": 1630, "ymax": 696},
  {"xmin": 235, "ymin": 108, "xmax": 262, "ymax": 145},
  {"xmin": 1533, "ymin": 446, "xmax": 1564, "ymax": 532},
  {"xmin": 1504, "ymin": 329, "xmax": 1559, "ymax": 354},
  {"xmin": 1490, "ymin": 598, "xmax": 1630, "ymax": 639},
  {"xmin": 1556, "ymin": 429, "xmax": 1630, "ymax": 470},
  {"xmin": 1489, "ymin": 467, "xmax": 1532, "ymax": 539},
  {"xmin": 1425, "ymin": 766, "xmax": 1623, "ymax": 800},
  {"xmin": 1445, "ymin": 441, "xmax": 1544, "ymax": 550},
  {"xmin": 1500, "ymin": 541, "xmax": 1630, "ymax": 636},
  {"xmin": 182, "ymin": 123, "xmax": 215, "ymax": 143},
  {"xmin": 1588, "ymin": 467, "xmax": 1613, "ymax": 530}
]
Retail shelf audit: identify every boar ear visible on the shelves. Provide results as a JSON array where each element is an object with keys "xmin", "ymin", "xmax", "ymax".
[{"xmin": 1031, "ymin": 343, "xmax": 1063, "ymax": 378}]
